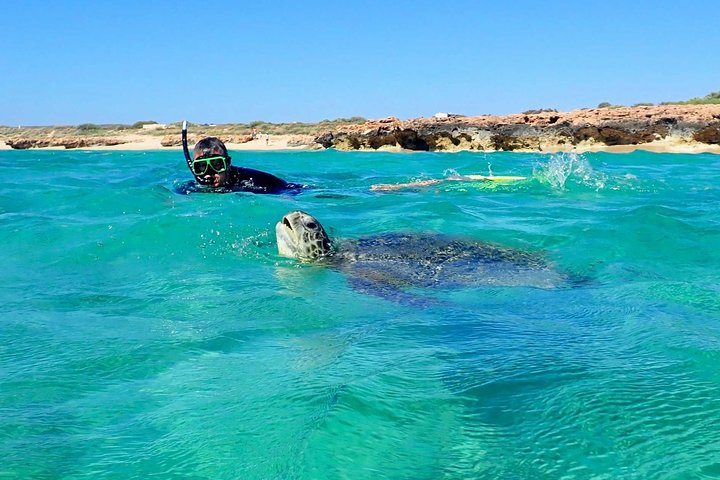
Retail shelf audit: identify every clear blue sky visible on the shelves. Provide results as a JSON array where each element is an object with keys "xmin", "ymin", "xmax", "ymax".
[{"xmin": 1, "ymin": 0, "xmax": 718, "ymax": 126}]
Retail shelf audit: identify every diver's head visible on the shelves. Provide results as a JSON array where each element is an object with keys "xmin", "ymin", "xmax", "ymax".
[{"xmin": 191, "ymin": 137, "xmax": 231, "ymax": 188}]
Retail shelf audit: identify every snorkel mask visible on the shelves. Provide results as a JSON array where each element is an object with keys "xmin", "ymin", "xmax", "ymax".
[
  {"xmin": 191, "ymin": 155, "xmax": 229, "ymax": 176},
  {"xmin": 182, "ymin": 121, "xmax": 230, "ymax": 185}
]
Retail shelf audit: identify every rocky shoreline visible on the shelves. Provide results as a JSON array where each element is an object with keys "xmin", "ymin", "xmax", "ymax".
[
  {"xmin": 3, "ymin": 105, "xmax": 720, "ymax": 153},
  {"xmin": 315, "ymin": 105, "xmax": 720, "ymax": 153}
]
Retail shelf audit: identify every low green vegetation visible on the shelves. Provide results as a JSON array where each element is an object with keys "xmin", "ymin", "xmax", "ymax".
[
  {"xmin": 662, "ymin": 91, "xmax": 720, "ymax": 105},
  {"xmin": 597, "ymin": 102, "xmax": 625, "ymax": 109},
  {"xmin": 597, "ymin": 90, "xmax": 720, "ymax": 109},
  {"xmin": 173, "ymin": 117, "xmax": 368, "ymax": 137},
  {"xmin": 0, "ymin": 117, "xmax": 368, "ymax": 141},
  {"xmin": 76, "ymin": 123, "xmax": 103, "ymax": 132},
  {"xmin": 131, "ymin": 120, "xmax": 158, "ymax": 128},
  {"xmin": 522, "ymin": 108, "xmax": 558, "ymax": 114}
]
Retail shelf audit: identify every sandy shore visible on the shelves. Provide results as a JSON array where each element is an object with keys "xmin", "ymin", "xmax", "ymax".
[{"xmin": 0, "ymin": 134, "xmax": 315, "ymax": 152}]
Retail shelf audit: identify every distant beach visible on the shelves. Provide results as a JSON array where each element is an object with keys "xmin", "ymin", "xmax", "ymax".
[{"xmin": 0, "ymin": 134, "xmax": 315, "ymax": 152}]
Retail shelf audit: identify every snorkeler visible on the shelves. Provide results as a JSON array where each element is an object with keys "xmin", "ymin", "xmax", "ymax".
[{"xmin": 181, "ymin": 121, "xmax": 304, "ymax": 194}]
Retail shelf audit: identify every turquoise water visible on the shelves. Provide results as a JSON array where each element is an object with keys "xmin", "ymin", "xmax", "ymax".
[{"xmin": 2, "ymin": 148, "xmax": 719, "ymax": 479}]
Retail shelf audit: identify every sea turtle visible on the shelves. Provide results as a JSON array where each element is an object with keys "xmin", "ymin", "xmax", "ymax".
[{"xmin": 275, "ymin": 210, "xmax": 574, "ymax": 305}]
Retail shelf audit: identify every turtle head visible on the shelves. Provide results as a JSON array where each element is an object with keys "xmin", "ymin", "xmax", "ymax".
[{"xmin": 275, "ymin": 211, "xmax": 333, "ymax": 261}]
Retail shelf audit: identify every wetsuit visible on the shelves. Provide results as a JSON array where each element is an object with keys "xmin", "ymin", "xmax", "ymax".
[
  {"xmin": 176, "ymin": 165, "xmax": 304, "ymax": 195},
  {"xmin": 224, "ymin": 166, "xmax": 304, "ymax": 194}
]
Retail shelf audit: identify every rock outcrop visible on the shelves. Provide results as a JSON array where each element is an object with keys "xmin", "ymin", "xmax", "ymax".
[{"xmin": 315, "ymin": 105, "xmax": 720, "ymax": 152}]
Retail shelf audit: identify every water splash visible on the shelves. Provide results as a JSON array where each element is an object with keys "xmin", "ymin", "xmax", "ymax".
[
  {"xmin": 533, "ymin": 153, "xmax": 608, "ymax": 191},
  {"xmin": 442, "ymin": 168, "xmax": 462, "ymax": 179}
]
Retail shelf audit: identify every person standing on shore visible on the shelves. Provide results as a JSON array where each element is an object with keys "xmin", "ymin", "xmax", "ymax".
[{"xmin": 182, "ymin": 136, "xmax": 303, "ymax": 194}]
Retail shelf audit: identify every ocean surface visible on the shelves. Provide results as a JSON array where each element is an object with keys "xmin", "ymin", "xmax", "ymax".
[{"xmin": 1, "ymin": 148, "xmax": 719, "ymax": 479}]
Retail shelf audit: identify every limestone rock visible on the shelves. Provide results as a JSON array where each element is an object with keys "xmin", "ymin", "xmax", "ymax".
[{"xmin": 314, "ymin": 105, "xmax": 720, "ymax": 152}]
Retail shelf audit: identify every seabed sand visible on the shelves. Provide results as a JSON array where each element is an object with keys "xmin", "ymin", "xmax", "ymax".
[{"xmin": 1, "ymin": 134, "xmax": 718, "ymax": 154}]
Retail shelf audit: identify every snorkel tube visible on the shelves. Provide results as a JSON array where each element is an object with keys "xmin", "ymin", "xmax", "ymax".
[
  {"xmin": 182, "ymin": 120, "xmax": 211, "ymax": 185},
  {"xmin": 182, "ymin": 120, "xmax": 193, "ymax": 170}
]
